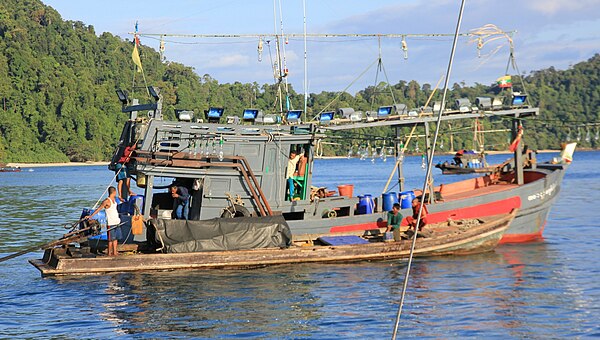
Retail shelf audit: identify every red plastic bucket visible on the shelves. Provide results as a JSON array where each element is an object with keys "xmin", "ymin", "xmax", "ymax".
[{"xmin": 338, "ymin": 184, "xmax": 354, "ymax": 198}]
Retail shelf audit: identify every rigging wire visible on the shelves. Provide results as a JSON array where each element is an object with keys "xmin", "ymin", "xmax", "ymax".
[
  {"xmin": 381, "ymin": 74, "xmax": 445, "ymax": 194},
  {"xmin": 310, "ymin": 58, "xmax": 380, "ymax": 120},
  {"xmin": 391, "ymin": 0, "xmax": 466, "ymax": 337},
  {"xmin": 277, "ymin": 0, "xmax": 291, "ymax": 111},
  {"xmin": 302, "ymin": 0, "xmax": 308, "ymax": 114}
]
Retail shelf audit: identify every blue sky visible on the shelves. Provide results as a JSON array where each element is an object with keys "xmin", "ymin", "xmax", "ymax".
[{"xmin": 43, "ymin": 0, "xmax": 600, "ymax": 94}]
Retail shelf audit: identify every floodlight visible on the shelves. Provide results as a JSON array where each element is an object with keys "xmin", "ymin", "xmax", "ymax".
[
  {"xmin": 475, "ymin": 97, "xmax": 492, "ymax": 110},
  {"xmin": 262, "ymin": 114, "xmax": 277, "ymax": 124},
  {"xmin": 492, "ymin": 96, "xmax": 504, "ymax": 110},
  {"xmin": 455, "ymin": 98, "xmax": 472, "ymax": 113},
  {"xmin": 378, "ymin": 106, "xmax": 393, "ymax": 117},
  {"xmin": 511, "ymin": 92, "xmax": 527, "ymax": 107},
  {"xmin": 420, "ymin": 106, "xmax": 433, "ymax": 114},
  {"xmin": 205, "ymin": 107, "xmax": 224, "ymax": 123},
  {"xmin": 242, "ymin": 108, "xmax": 259, "ymax": 122},
  {"xmin": 116, "ymin": 89, "xmax": 128, "ymax": 105},
  {"xmin": 226, "ymin": 116, "xmax": 240, "ymax": 124},
  {"xmin": 175, "ymin": 109, "xmax": 194, "ymax": 122},
  {"xmin": 365, "ymin": 110, "xmax": 377, "ymax": 121},
  {"xmin": 286, "ymin": 110, "xmax": 303, "ymax": 124},
  {"xmin": 337, "ymin": 108, "xmax": 355, "ymax": 119},
  {"xmin": 393, "ymin": 104, "xmax": 407, "ymax": 115},
  {"xmin": 319, "ymin": 111, "xmax": 335, "ymax": 125},
  {"xmin": 349, "ymin": 111, "xmax": 363, "ymax": 121}
]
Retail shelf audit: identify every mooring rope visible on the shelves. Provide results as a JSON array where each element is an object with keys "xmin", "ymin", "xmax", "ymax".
[{"xmin": 391, "ymin": 0, "xmax": 466, "ymax": 338}]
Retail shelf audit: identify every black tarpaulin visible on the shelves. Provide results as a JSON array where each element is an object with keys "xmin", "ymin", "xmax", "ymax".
[{"xmin": 147, "ymin": 216, "xmax": 292, "ymax": 253}]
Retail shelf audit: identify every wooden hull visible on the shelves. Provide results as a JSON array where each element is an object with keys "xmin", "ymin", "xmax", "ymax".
[
  {"xmin": 29, "ymin": 212, "xmax": 514, "ymax": 277},
  {"xmin": 0, "ymin": 168, "xmax": 21, "ymax": 172}
]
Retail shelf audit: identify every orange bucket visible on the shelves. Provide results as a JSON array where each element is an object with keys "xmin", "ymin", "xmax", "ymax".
[{"xmin": 337, "ymin": 184, "xmax": 354, "ymax": 198}]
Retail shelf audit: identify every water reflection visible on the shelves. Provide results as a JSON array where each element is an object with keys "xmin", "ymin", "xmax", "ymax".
[{"xmin": 51, "ymin": 268, "xmax": 325, "ymax": 337}]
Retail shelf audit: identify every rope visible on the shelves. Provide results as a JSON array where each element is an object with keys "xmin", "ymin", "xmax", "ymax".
[{"xmin": 391, "ymin": 0, "xmax": 466, "ymax": 337}]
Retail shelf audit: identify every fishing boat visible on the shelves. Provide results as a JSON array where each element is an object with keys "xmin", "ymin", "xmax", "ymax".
[
  {"xmin": 18, "ymin": 81, "xmax": 573, "ymax": 277},
  {"xmin": 17, "ymin": 16, "xmax": 573, "ymax": 276},
  {"xmin": 0, "ymin": 163, "xmax": 21, "ymax": 172},
  {"xmin": 17, "ymin": 83, "xmax": 575, "ymax": 275},
  {"xmin": 435, "ymin": 149, "xmax": 497, "ymax": 174},
  {"xmin": 29, "ymin": 211, "xmax": 515, "ymax": 276},
  {"xmin": 435, "ymin": 118, "xmax": 512, "ymax": 175}
]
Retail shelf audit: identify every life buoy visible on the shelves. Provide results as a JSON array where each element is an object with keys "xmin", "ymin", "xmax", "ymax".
[{"xmin": 221, "ymin": 204, "xmax": 251, "ymax": 218}]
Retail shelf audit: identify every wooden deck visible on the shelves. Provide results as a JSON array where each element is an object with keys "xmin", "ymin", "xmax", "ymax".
[
  {"xmin": 442, "ymin": 182, "xmax": 519, "ymax": 202},
  {"xmin": 29, "ymin": 212, "xmax": 515, "ymax": 277}
]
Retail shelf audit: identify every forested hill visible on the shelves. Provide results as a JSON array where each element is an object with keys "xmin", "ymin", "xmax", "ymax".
[
  {"xmin": 0, "ymin": 0, "xmax": 222, "ymax": 162},
  {"xmin": 0, "ymin": 0, "xmax": 598, "ymax": 162}
]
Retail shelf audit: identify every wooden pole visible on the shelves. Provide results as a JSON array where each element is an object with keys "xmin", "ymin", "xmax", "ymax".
[
  {"xmin": 142, "ymin": 175, "xmax": 154, "ymax": 219},
  {"xmin": 513, "ymin": 119, "xmax": 524, "ymax": 185}
]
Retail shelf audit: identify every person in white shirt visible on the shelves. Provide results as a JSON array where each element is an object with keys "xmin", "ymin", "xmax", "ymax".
[{"xmin": 86, "ymin": 186, "xmax": 121, "ymax": 256}]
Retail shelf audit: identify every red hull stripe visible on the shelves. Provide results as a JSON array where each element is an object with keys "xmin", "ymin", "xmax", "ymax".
[
  {"xmin": 499, "ymin": 221, "xmax": 546, "ymax": 244},
  {"xmin": 329, "ymin": 196, "xmax": 522, "ymax": 233}
]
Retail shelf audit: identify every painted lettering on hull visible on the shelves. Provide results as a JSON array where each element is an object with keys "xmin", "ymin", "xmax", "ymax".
[{"xmin": 527, "ymin": 183, "xmax": 557, "ymax": 202}]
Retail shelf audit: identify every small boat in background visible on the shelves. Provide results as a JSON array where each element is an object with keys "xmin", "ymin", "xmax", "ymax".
[
  {"xmin": 0, "ymin": 163, "xmax": 21, "ymax": 172},
  {"xmin": 435, "ymin": 149, "xmax": 498, "ymax": 174}
]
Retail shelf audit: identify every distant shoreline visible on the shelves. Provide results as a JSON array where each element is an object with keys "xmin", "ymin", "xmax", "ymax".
[
  {"xmin": 6, "ymin": 161, "xmax": 109, "ymax": 168},
  {"xmin": 4, "ymin": 148, "xmax": 588, "ymax": 166},
  {"xmin": 316, "ymin": 149, "xmax": 563, "ymax": 159}
]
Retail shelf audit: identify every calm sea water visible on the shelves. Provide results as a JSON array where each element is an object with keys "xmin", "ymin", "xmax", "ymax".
[{"xmin": 0, "ymin": 151, "xmax": 599, "ymax": 338}]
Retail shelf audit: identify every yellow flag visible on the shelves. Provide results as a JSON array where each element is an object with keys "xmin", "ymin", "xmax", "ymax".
[{"xmin": 132, "ymin": 45, "xmax": 143, "ymax": 73}]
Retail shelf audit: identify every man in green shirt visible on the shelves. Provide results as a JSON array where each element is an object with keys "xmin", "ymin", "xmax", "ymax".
[{"xmin": 385, "ymin": 203, "xmax": 402, "ymax": 233}]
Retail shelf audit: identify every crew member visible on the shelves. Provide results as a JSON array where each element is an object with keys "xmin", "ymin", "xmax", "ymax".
[
  {"xmin": 86, "ymin": 186, "xmax": 121, "ymax": 256},
  {"xmin": 286, "ymin": 150, "xmax": 305, "ymax": 201},
  {"xmin": 453, "ymin": 149, "xmax": 464, "ymax": 167},
  {"xmin": 406, "ymin": 197, "xmax": 428, "ymax": 231},
  {"xmin": 385, "ymin": 203, "xmax": 402, "ymax": 233},
  {"xmin": 170, "ymin": 185, "xmax": 190, "ymax": 219},
  {"xmin": 115, "ymin": 143, "xmax": 136, "ymax": 202}
]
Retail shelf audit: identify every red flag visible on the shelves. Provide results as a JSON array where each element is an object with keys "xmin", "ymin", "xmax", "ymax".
[{"xmin": 509, "ymin": 127, "xmax": 523, "ymax": 152}]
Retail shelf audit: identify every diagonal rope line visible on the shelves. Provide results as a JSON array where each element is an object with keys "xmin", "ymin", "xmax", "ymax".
[{"xmin": 391, "ymin": 0, "xmax": 466, "ymax": 337}]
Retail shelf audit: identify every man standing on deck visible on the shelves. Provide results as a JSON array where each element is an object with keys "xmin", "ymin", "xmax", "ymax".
[
  {"xmin": 286, "ymin": 150, "xmax": 305, "ymax": 201},
  {"xmin": 170, "ymin": 185, "xmax": 190, "ymax": 219},
  {"xmin": 85, "ymin": 186, "xmax": 121, "ymax": 256}
]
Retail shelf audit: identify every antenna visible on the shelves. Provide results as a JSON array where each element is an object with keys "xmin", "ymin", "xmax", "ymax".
[{"xmin": 303, "ymin": 0, "xmax": 308, "ymax": 114}]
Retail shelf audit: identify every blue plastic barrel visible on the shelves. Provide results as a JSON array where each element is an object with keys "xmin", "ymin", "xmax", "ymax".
[
  {"xmin": 118, "ymin": 195, "xmax": 145, "ymax": 214},
  {"xmin": 357, "ymin": 194, "xmax": 375, "ymax": 215},
  {"xmin": 399, "ymin": 191, "xmax": 415, "ymax": 209},
  {"xmin": 382, "ymin": 192, "xmax": 398, "ymax": 211}
]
